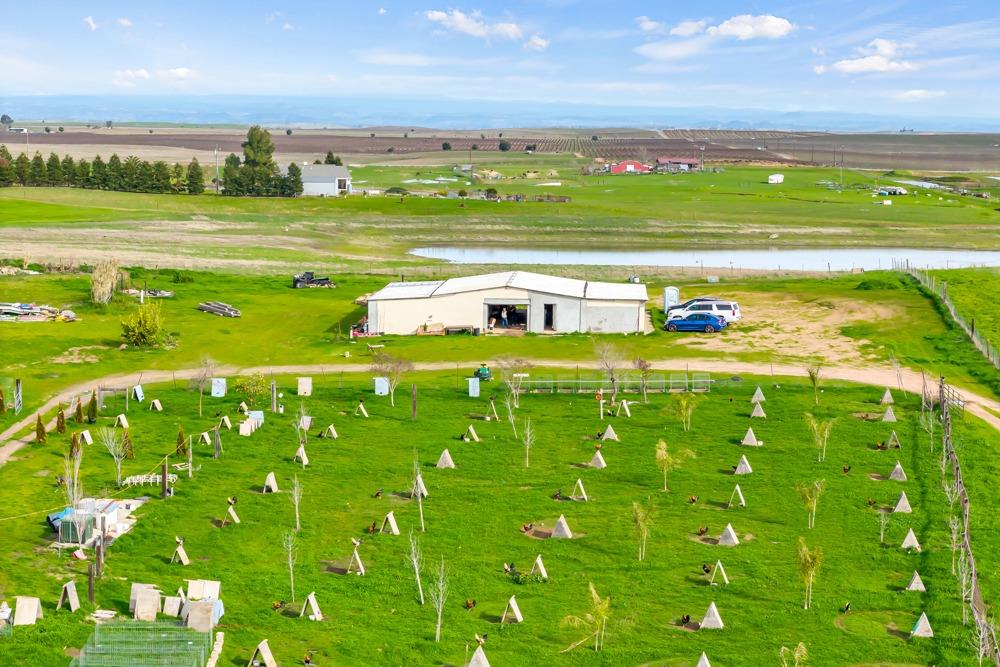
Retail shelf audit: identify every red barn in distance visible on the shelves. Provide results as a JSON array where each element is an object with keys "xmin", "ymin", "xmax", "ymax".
[{"xmin": 607, "ymin": 160, "xmax": 652, "ymax": 174}]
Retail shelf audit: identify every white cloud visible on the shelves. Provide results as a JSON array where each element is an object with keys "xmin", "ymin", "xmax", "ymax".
[
  {"xmin": 635, "ymin": 16, "xmax": 665, "ymax": 34},
  {"xmin": 425, "ymin": 9, "xmax": 523, "ymax": 41},
  {"xmin": 634, "ymin": 36, "xmax": 712, "ymax": 61},
  {"xmin": 359, "ymin": 50, "xmax": 435, "ymax": 67},
  {"xmin": 83, "ymin": 16, "xmax": 98, "ymax": 31},
  {"xmin": 112, "ymin": 68, "xmax": 150, "ymax": 87},
  {"xmin": 893, "ymin": 89, "xmax": 945, "ymax": 101},
  {"xmin": 827, "ymin": 39, "xmax": 916, "ymax": 74},
  {"xmin": 524, "ymin": 35, "xmax": 549, "ymax": 51},
  {"xmin": 378, "ymin": 7, "xmax": 387, "ymax": 15},
  {"xmin": 670, "ymin": 20, "xmax": 707, "ymax": 37},
  {"xmin": 810, "ymin": 46, "xmax": 825, "ymax": 56},
  {"xmin": 265, "ymin": 11, "xmax": 282, "ymax": 23},
  {"xmin": 160, "ymin": 67, "xmax": 195, "ymax": 80},
  {"xmin": 707, "ymin": 15, "xmax": 795, "ymax": 40},
  {"xmin": 117, "ymin": 17, "xmax": 132, "ymax": 27},
  {"xmin": 282, "ymin": 22, "xmax": 296, "ymax": 31},
  {"xmin": 813, "ymin": 64, "xmax": 827, "ymax": 74}
]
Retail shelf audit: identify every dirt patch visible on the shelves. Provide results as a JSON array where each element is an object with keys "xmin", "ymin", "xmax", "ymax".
[
  {"xmin": 853, "ymin": 412, "xmax": 882, "ymax": 421},
  {"xmin": 672, "ymin": 292, "xmax": 896, "ymax": 363},
  {"xmin": 52, "ymin": 346, "xmax": 105, "ymax": 364}
]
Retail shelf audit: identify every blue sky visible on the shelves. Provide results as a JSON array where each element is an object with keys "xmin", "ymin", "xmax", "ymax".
[{"xmin": 2, "ymin": 1, "xmax": 999, "ymax": 120}]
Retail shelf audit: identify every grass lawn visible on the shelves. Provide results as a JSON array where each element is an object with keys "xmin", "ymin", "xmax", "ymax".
[
  {"xmin": 929, "ymin": 267, "xmax": 1000, "ymax": 351},
  {"xmin": 0, "ymin": 372, "xmax": 989, "ymax": 665}
]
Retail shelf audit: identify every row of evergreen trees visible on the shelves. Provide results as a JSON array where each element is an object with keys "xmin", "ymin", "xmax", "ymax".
[{"xmin": 0, "ymin": 145, "xmax": 205, "ymax": 194}]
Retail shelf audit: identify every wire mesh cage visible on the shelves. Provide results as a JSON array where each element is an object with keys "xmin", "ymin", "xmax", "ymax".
[{"xmin": 70, "ymin": 621, "xmax": 211, "ymax": 667}]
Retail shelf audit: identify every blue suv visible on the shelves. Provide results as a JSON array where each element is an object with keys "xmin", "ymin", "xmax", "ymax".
[{"xmin": 664, "ymin": 313, "xmax": 727, "ymax": 333}]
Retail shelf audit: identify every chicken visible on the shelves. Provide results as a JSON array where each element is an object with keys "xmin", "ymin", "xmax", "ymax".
[
  {"xmin": 842, "ymin": 465, "xmax": 852, "ymax": 474},
  {"xmin": 552, "ymin": 489, "xmax": 564, "ymax": 501},
  {"xmin": 368, "ymin": 521, "xmax": 377, "ymax": 535},
  {"xmin": 702, "ymin": 563, "xmax": 712, "ymax": 575},
  {"xmin": 227, "ymin": 496, "xmax": 237, "ymax": 506},
  {"xmin": 697, "ymin": 526, "xmax": 709, "ymax": 536},
  {"xmin": 372, "ymin": 488, "xmax": 383, "ymax": 499},
  {"xmin": 681, "ymin": 614, "xmax": 691, "ymax": 625},
  {"xmin": 521, "ymin": 523, "xmax": 534, "ymax": 534},
  {"xmin": 465, "ymin": 599, "xmax": 477, "ymax": 610},
  {"xmin": 475, "ymin": 633, "xmax": 488, "ymax": 645},
  {"xmin": 688, "ymin": 495, "xmax": 698, "ymax": 504}
]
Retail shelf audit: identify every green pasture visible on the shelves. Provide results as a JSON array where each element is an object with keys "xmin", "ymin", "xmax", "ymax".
[
  {"xmin": 0, "ymin": 373, "xmax": 991, "ymax": 665},
  {"xmin": 930, "ymin": 267, "xmax": 1000, "ymax": 352},
  {"xmin": 1, "ymin": 164, "xmax": 999, "ymax": 259}
]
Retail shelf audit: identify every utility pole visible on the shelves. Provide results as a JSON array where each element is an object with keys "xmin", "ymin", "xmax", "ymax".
[{"xmin": 839, "ymin": 144, "xmax": 845, "ymax": 189}]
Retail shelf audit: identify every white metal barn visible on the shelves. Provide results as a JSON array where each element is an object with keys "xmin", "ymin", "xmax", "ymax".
[
  {"xmin": 367, "ymin": 271, "xmax": 648, "ymax": 335},
  {"xmin": 282, "ymin": 164, "xmax": 352, "ymax": 196}
]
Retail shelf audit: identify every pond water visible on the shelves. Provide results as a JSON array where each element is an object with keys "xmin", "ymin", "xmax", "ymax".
[{"xmin": 410, "ymin": 246, "xmax": 1000, "ymax": 271}]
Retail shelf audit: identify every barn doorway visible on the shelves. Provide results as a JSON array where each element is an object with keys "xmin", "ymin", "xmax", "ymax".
[{"xmin": 544, "ymin": 304, "xmax": 555, "ymax": 331}]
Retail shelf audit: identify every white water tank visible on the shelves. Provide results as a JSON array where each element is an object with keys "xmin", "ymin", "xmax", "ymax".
[{"xmin": 664, "ymin": 286, "xmax": 680, "ymax": 311}]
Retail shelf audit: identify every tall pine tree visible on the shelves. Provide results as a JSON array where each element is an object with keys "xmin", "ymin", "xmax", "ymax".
[{"xmin": 186, "ymin": 158, "xmax": 205, "ymax": 194}]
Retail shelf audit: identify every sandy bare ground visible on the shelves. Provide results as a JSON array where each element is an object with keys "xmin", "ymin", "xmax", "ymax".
[{"xmin": 2, "ymin": 358, "xmax": 997, "ymax": 468}]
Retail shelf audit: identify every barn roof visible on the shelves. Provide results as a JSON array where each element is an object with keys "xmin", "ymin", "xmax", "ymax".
[
  {"xmin": 281, "ymin": 163, "xmax": 351, "ymax": 182},
  {"xmin": 368, "ymin": 271, "xmax": 647, "ymax": 302}
]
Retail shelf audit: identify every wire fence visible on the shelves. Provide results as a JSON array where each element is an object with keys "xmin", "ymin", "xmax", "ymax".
[
  {"xmin": 70, "ymin": 621, "xmax": 211, "ymax": 667},
  {"xmin": 896, "ymin": 260, "xmax": 1000, "ymax": 371},
  {"xmin": 939, "ymin": 377, "xmax": 1000, "ymax": 664}
]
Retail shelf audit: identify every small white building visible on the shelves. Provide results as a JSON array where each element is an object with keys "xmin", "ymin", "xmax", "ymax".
[
  {"xmin": 367, "ymin": 271, "xmax": 648, "ymax": 335},
  {"xmin": 284, "ymin": 164, "xmax": 352, "ymax": 196},
  {"xmin": 767, "ymin": 173, "xmax": 785, "ymax": 184}
]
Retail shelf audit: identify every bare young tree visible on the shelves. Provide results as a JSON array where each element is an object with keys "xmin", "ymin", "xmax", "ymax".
[
  {"xmin": 99, "ymin": 426, "xmax": 127, "ymax": 487},
  {"xmin": 795, "ymin": 480, "xmax": 826, "ymax": 529},
  {"xmin": 779, "ymin": 643, "xmax": 809, "ymax": 667},
  {"xmin": 522, "ymin": 417, "xmax": 535, "ymax": 468},
  {"xmin": 561, "ymin": 582, "xmax": 611, "ymax": 653},
  {"xmin": 496, "ymin": 356, "xmax": 532, "ymax": 408},
  {"xmin": 805, "ymin": 414, "xmax": 834, "ymax": 462},
  {"xmin": 949, "ymin": 515, "xmax": 962, "ymax": 576},
  {"xmin": 671, "ymin": 393, "xmax": 700, "ymax": 432},
  {"xmin": 291, "ymin": 475, "xmax": 304, "ymax": 532},
  {"xmin": 504, "ymin": 392, "xmax": 518, "ymax": 439},
  {"xmin": 282, "ymin": 530, "xmax": 298, "ymax": 604},
  {"xmin": 807, "ymin": 364, "xmax": 823, "ymax": 405},
  {"xmin": 413, "ymin": 454, "xmax": 426, "ymax": 532},
  {"xmin": 631, "ymin": 499, "xmax": 653, "ymax": 561},
  {"xmin": 633, "ymin": 357, "xmax": 653, "ymax": 403},
  {"xmin": 190, "ymin": 356, "xmax": 216, "ymax": 417},
  {"xmin": 958, "ymin": 549, "xmax": 971, "ymax": 626},
  {"xmin": 63, "ymin": 450, "xmax": 86, "ymax": 545},
  {"xmin": 655, "ymin": 440, "xmax": 695, "ymax": 492},
  {"xmin": 594, "ymin": 341, "xmax": 624, "ymax": 401},
  {"xmin": 407, "ymin": 529, "xmax": 425, "ymax": 605},
  {"xmin": 371, "ymin": 352, "xmax": 414, "ymax": 407},
  {"xmin": 428, "ymin": 556, "xmax": 449, "ymax": 642},
  {"xmin": 797, "ymin": 537, "xmax": 823, "ymax": 610},
  {"xmin": 878, "ymin": 512, "xmax": 891, "ymax": 544}
]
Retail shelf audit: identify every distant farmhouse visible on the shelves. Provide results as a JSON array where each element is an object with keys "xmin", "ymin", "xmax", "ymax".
[
  {"xmin": 367, "ymin": 271, "xmax": 648, "ymax": 335},
  {"xmin": 282, "ymin": 163, "xmax": 352, "ymax": 196},
  {"xmin": 655, "ymin": 157, "xmax": 701, "ymax": 173},
  {"xmin": 608, "ymin": 160, "xmax": 651, "ymax": 175}
]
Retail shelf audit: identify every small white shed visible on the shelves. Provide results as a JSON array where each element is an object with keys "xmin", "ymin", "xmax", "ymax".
[{"xmin": 767, "ymin": 174, "xmax": 785, "ymax": 184}]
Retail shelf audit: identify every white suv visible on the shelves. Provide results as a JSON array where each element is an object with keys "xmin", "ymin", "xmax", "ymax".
[{"xmin": 668, "ymin": 300, "xmax": 741, "ymax": 322}]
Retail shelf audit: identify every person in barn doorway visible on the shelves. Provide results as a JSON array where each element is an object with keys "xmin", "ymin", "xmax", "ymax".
[{"xmin": 501, "ymin": 307, "xmax": 509, "ymax": 328}]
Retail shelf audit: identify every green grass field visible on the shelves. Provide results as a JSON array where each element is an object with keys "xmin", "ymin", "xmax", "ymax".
[
  {"xmin": 0, "ymin": 372, "xmax": 992, "ymax": 665},
  {"xmin": 930, "ymin": 267, "xmax": 1000, "ymax": 351},
  {"xmin": 2, "ymin": 164, "xmax": 1000, "ymax": 275}
]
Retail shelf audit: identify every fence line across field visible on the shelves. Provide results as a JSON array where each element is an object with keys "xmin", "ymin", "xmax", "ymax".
[
  {"xmin": 896, "ymin": 259, "xmax": 1000, "ymax": 371},
  {"xmin": 507, "ymin": 374, "xmax": 718, "ymax": 394},
  {"xmin": 939, "ymin": 377, "xmax": 999, "ymax": 663}
]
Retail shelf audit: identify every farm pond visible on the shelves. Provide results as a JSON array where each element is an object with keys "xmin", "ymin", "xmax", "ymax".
[{"xmin": 410, "ymin": 246, "xmax": 1000, "ymax": 271}]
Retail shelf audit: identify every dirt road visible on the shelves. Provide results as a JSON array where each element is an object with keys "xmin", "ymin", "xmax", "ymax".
[{"xmin": 2, "ymin": 358, "xmax": 996, "ymax": 468}]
